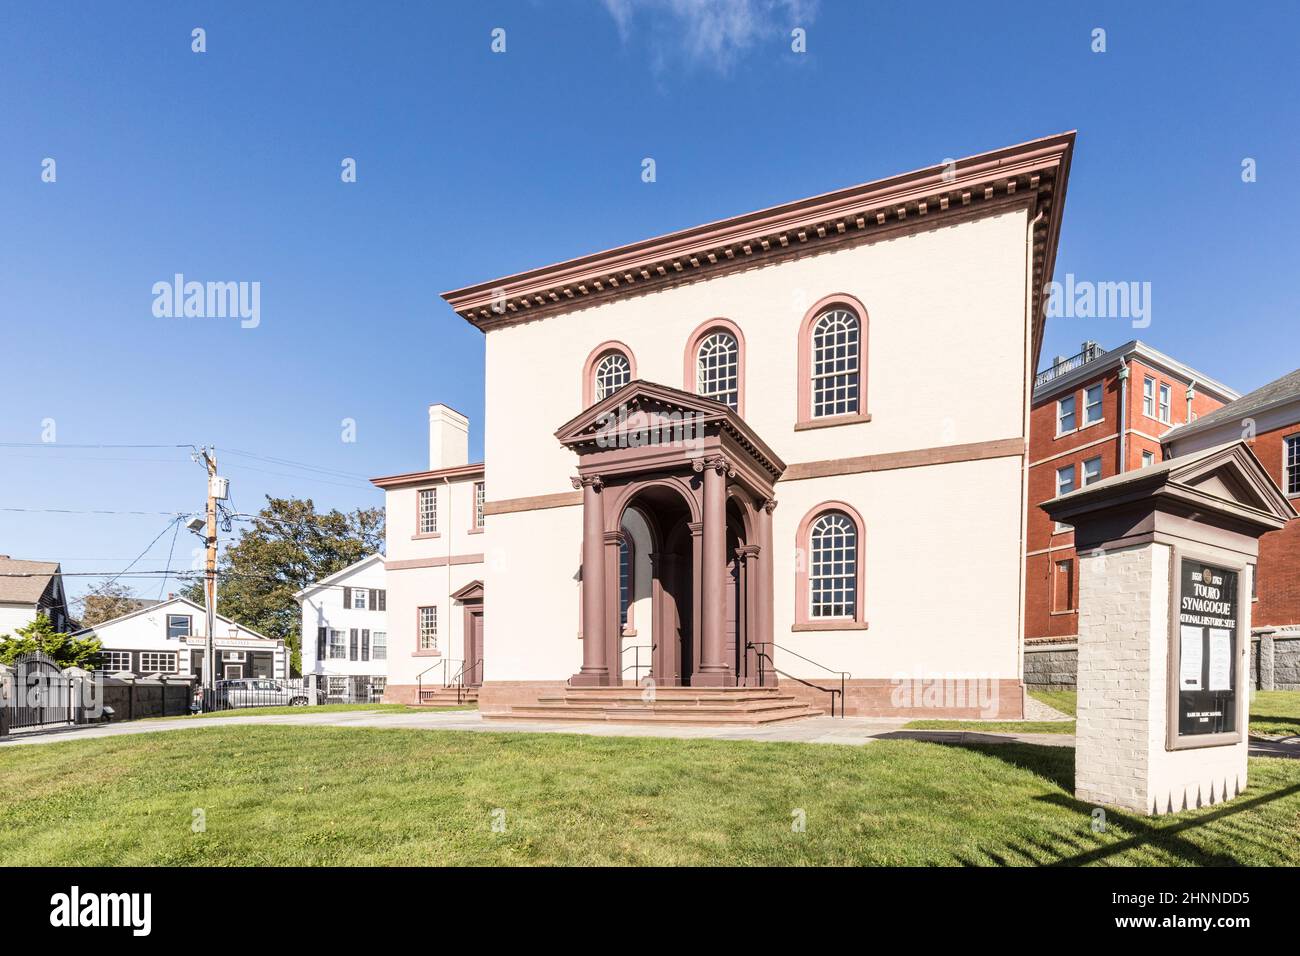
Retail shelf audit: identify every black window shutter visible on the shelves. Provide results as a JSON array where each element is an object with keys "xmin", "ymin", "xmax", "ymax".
[
  {"xmin": 317, "ymin": 627, "xmax": 326, "ymax": 660},
  {"xmin": 369, "ymin": 589, "xmax": 378, "ymax": 610},
  {"xmin": 342, "ymin": 586, "xmax": 351, "ymax": 609},
  {"xmin": 361, "ymin": 629, "xmax": 370, "ymax": 661},
  {"xmin": 377, "ymin": 590, "xmax": 386, "ymax": 611},
  {"xmin": 349, "ymin": 628, "xmax": 358, "ymax": 661}
]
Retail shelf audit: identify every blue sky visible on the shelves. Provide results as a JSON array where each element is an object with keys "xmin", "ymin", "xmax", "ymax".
[{"xmin": 2, "ymin": 1, "xmax": 1297, "ymax": 604}]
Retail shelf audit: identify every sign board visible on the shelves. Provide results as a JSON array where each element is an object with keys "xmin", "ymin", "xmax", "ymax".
[{"xmin": 1170, "ymin": 558, "xmax": 1241, "ymax": 747}]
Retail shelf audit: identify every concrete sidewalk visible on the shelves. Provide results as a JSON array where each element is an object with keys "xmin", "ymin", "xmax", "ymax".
[{"xmin": 1, "ymin": 708, "xmax": 1295, "ymax": 758}]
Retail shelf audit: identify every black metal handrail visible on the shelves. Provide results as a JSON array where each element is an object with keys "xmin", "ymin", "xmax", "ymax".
[
  {"xmin": 621, "ymin": 644, "xmax": 655, "ymax": 683},
  {"xmin": 416, "ymin": 657, "xmax": 462, "ymax": 701},
  {"xmin": 447, "ymin": 657, "xmax": 483, "ymax": 705},
  {"xmin": 746, "ymin": 640, "xmax": 849, "ymax": 718}
]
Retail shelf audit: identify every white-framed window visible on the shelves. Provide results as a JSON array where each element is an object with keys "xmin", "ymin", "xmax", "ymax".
[
  {"xmin": 1083, "ymin": 384, "xmax": 1103, "ymax": 425},
  {"xmin": 808, "ymin": 511, "xmax": 857, "ymax": 619},
  {"xmin": 1143, "ymin": 376, "xmax": 1156, "ymax": 417},
  {"xmin": 1055, "ymin": 464, "xmax": 1076, "ymax": 532},
  {"xmin": 594, "ymin": 351, "xmax": 631, "ymax": 400},
  {"xmin": 98, "ymin": 650, "xmax": 132, "ymax": 672},
  {"xmin": 352, "ymin": 589, "xmax": 367, "ymax": 610},
  {"xmin": 419, "ymin": 606, "xmax": 438, "ymax": 651},
  {"xmin": 811, "ymin": 309, "xmax": 861, "ymax": 418},
  {"xmin": 474, "ymin": 481, "xmax": 486, "ymax": 528},
  {"xmin": 1142, "ymin": 450, "xmax": 1156, "ymax": 468},
  {"xmin": 166, "ymin": 614, "xmax": 191, "ymax": 639},
  {"xmin": 328, "ymin": 628, "xmax": 347, "ymax": 660},
  {"xmin": 372, "ymin": 631, "xmax": 387, "ymax": 661},
  {"xmin": 696, "ymin": 331, "xmax": 739, "ymax": 410},
  {"xmin": 1286, "ymin": 435, "xmax": 1300, "ymax": 496},
  {"xmin": 1056, "ymin": 394, "xmax": 1077, "ymax": 434},
  {"xmin": 1081, "ymin": 456, "xmax": 1103, "ymax": 487},
  {"xmin": 1158, "ymin": 383, "xmax": 1172, "ymax": 424},
  {"xmin": 418, "ymin": 488, "xmax": 437, "ymax": 534},
  {"xmin": 139, "ymin": 652, "xmax": 178, "ymax": 674}
]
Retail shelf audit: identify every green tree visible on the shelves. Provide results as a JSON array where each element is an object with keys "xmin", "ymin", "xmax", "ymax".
[
  {"xmin": 0, "ymin": 613, "xmax": 102, "ymax": 669},
  {"xmin": 76, "ymin": 580, "xmax": 150, "ymax": 628},
  {"xmin": 183, "ymin": 496, "xmax": 384, "ymax": 674}
]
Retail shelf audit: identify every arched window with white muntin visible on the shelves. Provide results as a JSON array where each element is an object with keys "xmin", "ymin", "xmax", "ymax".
[
  {"xmin": 582, "ymin": 341, "xmax": 637, "ymax": 408},
  {"xmin": 794, "ymin": 501, "xmax": 867, "ymax": 631},
  {"xmin": 811, "ymin": 308, "xmax": 860, "ymax": 418},
  {"xmin": 697, "ymin": 331, "xmax": 739, "ymax": 409},
  {"xmin": 595, "ymin": 351, "xmax": 632, "ymax": 401},
  {"xmin": 683, "ymin": 318, "xmax": 746, "ymax": 415},
  {"xmin": 796, "ymin": 294, "xmax": 871, "ymax": 429}
]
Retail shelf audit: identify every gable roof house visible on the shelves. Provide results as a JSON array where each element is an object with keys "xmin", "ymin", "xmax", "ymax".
[
  {"xmin": 73, "ymin": 595, "xmax": 287, "ymax": 681},
  {"xmin": 0, "ymin": 555, "xmax": 72, "ymax": 635}
]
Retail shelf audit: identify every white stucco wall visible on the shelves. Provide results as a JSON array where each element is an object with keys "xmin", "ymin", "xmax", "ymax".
[
  {"xmin": 482, "ymin": 207, "xmax": 1031, "ymax": 683},
  {"xmin": 383, "ymin": 476, "xmax": 486, "ymax": 688}
]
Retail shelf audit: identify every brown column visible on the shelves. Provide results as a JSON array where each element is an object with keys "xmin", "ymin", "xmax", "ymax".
[
  {"xmin": 605, "ymin": 530, "xmax": 624, "ymax": 684},
  {"xmin": 570, "ymin": 475, "xmax": 610, "ymax": 686},
  {"xmin": 694, "ymin": 456, "xmax": 733, "ymax": 686},
  {"xmin": 757, "ymin": 499, "xmax": 776, "ymax": 656}
]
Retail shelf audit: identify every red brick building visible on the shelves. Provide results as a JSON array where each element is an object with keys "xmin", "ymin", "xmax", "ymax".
[
  {"xmin": 1026, "ymin": 341, "xmax": 1238, "ymax": 642},
  {"xmin": 1164, "ymin": 367, "xmax": 1300, "ymax": 629}
]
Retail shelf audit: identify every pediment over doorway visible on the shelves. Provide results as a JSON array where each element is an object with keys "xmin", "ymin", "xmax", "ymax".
[
  {"xmin": 554, "ymin": 380, "xmax": 786, "ymax": 488},
  {"xmin": 451, "ymin": 580, "xmax": 484, "ymax": 603}
]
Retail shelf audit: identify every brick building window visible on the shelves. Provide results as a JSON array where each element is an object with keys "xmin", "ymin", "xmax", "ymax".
[
  {"xmin": 1083, "ymin": 384, "xmax": 1103, "ymax": 425},
  {"xmin": 1158, "ymin": 383, "xmax": 1172, "ymax": 424},
  {"xmin": 1082, "ymin": 456, "xmax": 1103, "ymax": 487},
  {"xmin": 1286, "ymin": 435, "xmax": 1299, "ymax": 495},
  {"xmin": 1053, "ymin": 559, "xmax": 1075, "ymax": 612},
  {"xmin": 1056, "ymin": 395, "xmax": 1076, "ymax": 434}
]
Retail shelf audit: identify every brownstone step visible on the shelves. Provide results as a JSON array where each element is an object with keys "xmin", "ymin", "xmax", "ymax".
[{"xmin": 484, "ymin": 685, "xmax": 822, "ymax": 726}]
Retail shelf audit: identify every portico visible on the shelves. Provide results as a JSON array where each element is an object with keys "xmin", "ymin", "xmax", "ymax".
[{"xmin": 556, "ymin": 381, "xmax": 785, "ymax": 688}]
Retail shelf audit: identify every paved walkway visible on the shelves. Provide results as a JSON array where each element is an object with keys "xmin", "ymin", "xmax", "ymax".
[{"xmin": 1, "ymin": 709, "xmax": 1295, "ymax": 758}]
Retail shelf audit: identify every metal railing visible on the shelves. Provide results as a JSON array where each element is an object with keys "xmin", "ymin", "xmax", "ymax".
[
  {"xmin": 1034, "ymin": 341, "xmax": 1105, "ymax": 390},
  {"xmin": 447, "ymin": 658, "xmax": 483, "ymax": 705},
  {"xmin": 621, "ymin": 644, "xmax": 655, "ymax": 684},
  {"xmin": 746, "ymin": 641, "xmax": 849, "ymax": 718},
  {"xmin": 416, "ymin": 657, "xmax": 461, "ymax": 702}
]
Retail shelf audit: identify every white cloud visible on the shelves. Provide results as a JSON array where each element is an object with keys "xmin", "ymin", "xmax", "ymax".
[{"xmin": 601, "ymin": 0, "xmax": 818, "ymax": 73}]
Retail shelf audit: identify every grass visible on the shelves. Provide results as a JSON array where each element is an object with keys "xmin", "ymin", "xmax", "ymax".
[
  {"xmin": 1029, "ymin": 688, "xmax": 1077, "ymax": 717},
  {"xmin": 908, "ymin": 690, "xmax": 1300, "ymax": 739},
  {"xmin": 903, "ymin": 720, "xmax": 1074, "ymax": 735},
  {"xmin": 141, "ymin": 703, "xmax": 476, "ymax": 721},
  {"xmin": 2, "ymin": 726, "xmax": 1299, "ymax": 865},
  {"xmin": 1250, "ymin": 691, "xmax": 1300, "ymax": 738}
]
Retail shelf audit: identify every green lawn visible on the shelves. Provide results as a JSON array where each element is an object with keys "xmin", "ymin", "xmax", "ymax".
[
  {"xmin": 142, "ymin": 703, "xmax": 476, "ymax": 721},
  {"xmin": 909, "ymin": 690, "xmax": 1300, "ymax": 739},
  {"xmin": 1250, "ymin": 691, "xmax": 1300, "ymax": 738},
  {"xmin": 2, "ymin": 726, "xmax": 1299, "ymax": 865},
  {"xmin": 903, "ymin": 720, "xmax": 1074, "ymax": 735}
]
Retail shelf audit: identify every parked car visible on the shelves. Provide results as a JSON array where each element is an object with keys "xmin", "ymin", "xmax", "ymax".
[{"xmin": 209, "ymin": 679, "xmax": 311, "ymax": 710}]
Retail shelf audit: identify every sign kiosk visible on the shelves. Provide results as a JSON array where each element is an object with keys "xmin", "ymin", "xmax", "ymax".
[{"xmin": 1043, "ymin": 441, "xmax": 1295, "ymax": 815}]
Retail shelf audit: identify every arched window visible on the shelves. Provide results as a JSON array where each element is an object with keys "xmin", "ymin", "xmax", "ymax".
[
  {"xmin": 797, "ymin": 295, "xmax": 870, "ymax": 429},
  {"xmin": 794, "ymin": 502, "xmax": 867, "ymax": 630},
  {"xmin": 595, "ymin": 351, "xmax": 631, "ymax": 401},
  {"xmin": 808, "ymin": 512, "xmax": 856, "ymax": 619},
  {"xmin": 697, "ymin": 331, "xmax": 739, "ymax": 409},
  {"xmin": 684, "ymin": 319, "xmax": 745, "ymax": 414},
  {"xmin": 582, "ymin": 341, "xmax": 637, "ymax": 407}
]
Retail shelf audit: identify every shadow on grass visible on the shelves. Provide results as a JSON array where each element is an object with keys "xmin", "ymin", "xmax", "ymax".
[
  {"xmin": 908, "ymin": 739, "xmax": 1300, "ymax": 866},
  {"xmin": 1251, "ymin": 715, "xmax": 1300, "ymax": 735}
]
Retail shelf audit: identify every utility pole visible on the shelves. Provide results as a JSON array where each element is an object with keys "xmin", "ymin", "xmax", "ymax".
[{"xmin": 201, "ymin": 447, "xmax": 219, "ymax": 710}]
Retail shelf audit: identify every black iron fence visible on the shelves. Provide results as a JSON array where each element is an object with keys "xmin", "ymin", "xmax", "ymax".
[{"xmin": 2, "ymin": 652, "xmax": 90, "ymax": 733}]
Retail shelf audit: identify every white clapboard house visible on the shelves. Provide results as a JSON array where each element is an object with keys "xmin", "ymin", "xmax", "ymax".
[
  {"xmin": 295, "ymin": 554, "xmax": 388, "ymax": 701},
  {"xmin": 76, "ymin": 596, "xmax": 288, "ymax": 681}
]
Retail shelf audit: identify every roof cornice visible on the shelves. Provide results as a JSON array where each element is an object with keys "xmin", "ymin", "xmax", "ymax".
[
  {"xmin": 1033, "ymin": 340, "xmax": 1241, "ymax": 404},
  {"xmin": 443, "ymin": 132, "xmax": 1075, "ymax": 367},
  {"xmin": 370, "ymin": 462, "xmax": 485, "ymax": 490}
]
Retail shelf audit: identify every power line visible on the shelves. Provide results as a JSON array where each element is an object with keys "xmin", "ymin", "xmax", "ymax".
[
  {"xmin": 222, "ymin": 447, "xmax": 371, "ymax": 481},
  {"xmin": 0, "ymin": 507, "xmax": 193, "ymax": 517},
  {"xmin": 0, "ymin": 442, "xmax": 196, "ymax": 449}
]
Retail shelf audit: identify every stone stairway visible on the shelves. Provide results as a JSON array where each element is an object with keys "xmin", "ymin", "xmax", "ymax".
[
  {"xmin": 484, "ymin": 685, "xmax": 823, "ymax": 726},
  {"xmin": 417, "ymin": 686, "xmax": 479, "ymax": 707}
]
